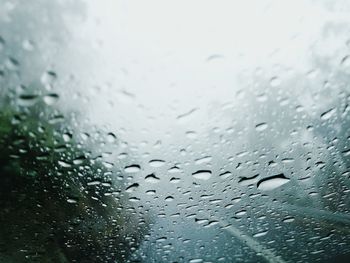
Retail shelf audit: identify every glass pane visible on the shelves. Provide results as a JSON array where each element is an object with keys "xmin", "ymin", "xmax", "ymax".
[{"xmin": 1, "ymin": 0, "xmax": 349, "ymax": 262}]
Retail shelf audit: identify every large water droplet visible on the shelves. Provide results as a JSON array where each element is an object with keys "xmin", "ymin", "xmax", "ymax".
[
  {"xmin": 192, "ymin": 170, "xmax": 212, "ymax": 180},
  {"xmin": 148, "ymin": 159, "xmax": 165, "ymax": 167},
  {"xmin": 238, "ymin": 174, "xmax": 259, "ymax": 186},
  {"xmin": 257, "ymin": 173, "xmax": 290, "ymax": 191},
  {"xmin": 124, "ymin": 164, "xmax": 141, "ymax": 173},
  {"xmin": 320, "ymin": 108, "xmax": 335, "ymax": 120},
  {"xmin": 43, "ymin": 93, "xmax": 59, "ymax": 105},
  {"xmin": 126, "ymin": 183, "xmax": 139, "ymax": 193},
  {"xmin": 145, "ymin": 173, "xmax": 160, "ymax": 183},
  {"xmin": 18, "ymin": 94, "xmax": 39, "ymax": 107}
]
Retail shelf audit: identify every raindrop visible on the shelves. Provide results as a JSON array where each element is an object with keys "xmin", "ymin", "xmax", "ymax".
[
  {"xmin": 5, "ymin": 57, "xmax": 19, "ymax": 70},
  {"xmin": 62, "ymin": 132, "xmax": 72, "ymax": 142},
  {"xmin": 22, "ymin": 39, "xmax": 34, "ymax": 51},
  {"xmin": 58, "ymin": 160, "xmax": 72, "ymax": 168},
  {"xmin": 168, "ymin": 166, "xmax": 181, "ymax": 173},
  {"xmin": 342, "ymin": 149, "xmax": 350, "ymax": 157},
  {"xmin": 192, "ymin": 170, "xmax": 212, "ymax": 180},
  {"xmin": 219, "ymin": 171, "xmax": 232, "ymax": 179},
  {"xmin": 170, "ymin": 177, "xmax": 181, "ymax": 183},
  {"xmin": 238, "ymin": 174, "xmax": 259, "ymax": 186},
  {"xmin": 186, "ymin": 131, "xmax": 197, "ymax": 139},
  {"xmin": 146, "ymin": 190, "xmax": 156, "ymax": 195},
  {"xmin": 124, "ymin": 164, "xmax": 141, "ymax": 173},
  {"xmin": 18, "ymin": 94, "xmax": 39, "ymax": 107},
  {"xmin": 0, "ymin": 36, "xmax": 4, "ymax": 50},
  {"xmin": 282, "ymin": 217, "xmax": 295, "ymax": 223},
  {"xmin": 102, "ymin": 161, "xmax": 114, "ymax": 169},
  {"xmin": 235, "ymin": 210, "xmax": 247, "ymax": 217},
  {"xmin": 206, "ymin": 54, "xmax": 224, "ymax": 62},
  {"xmin": 206, "ymin": 220, "xmax": 219, "ymax": 227},
  {"xmin": 165, "ymin": 196, "xmax": 174, "ymax": 202},
  {"xmin": 257, "ymin": 173, "xmax": 290, "ymax": 191},
  {"xmin": 87, "ymin": 180, "xmax": 101, "ymax": 186},
  {"xmin": 255, "ymin": 122, "xmax": 268, "ymax": 131},
  {"xmin": 118, "ymin": 152, "xmax": 128, "ymax": 159},
  {"xmin": 73, "ymin": 156, "xmax": 85, "ymax": 165},
  {"xmin": 145, "ymin": 173, "xmax": 160, "ymax": 183},
  {"xmin": 148, "ymin": 159, "xmax": 166, "ymax": 167},
  {"xmin": 281, "ymin": 158, "xmax": 294, "ymax": 164},
  {"xmin": 106, "ymin": 132, "xmax": 117, "ymax": 143},
  {"xmin": 177, "ymin": 108, "xmax": 198, "ymax": 123},
  {"xmin": 320, "ymin": 108, "xmax": 336, "ymax": 120},
  {"xmin": 43, "ymin": 93, "xmax": 59, "ymax": 105},
  {"xmin": 195, "ymin": 218, "xmax": 208, "ymax": 225},
  {"xmin": 253, "ymin": 231, "xmax": 268, "ymax": 237},
  {"xmin": 41, "ymin": 71, "xmax": 57, "ymax": 89},
  {"xmin": 341, "ymin": 55, "xmax": 350, "ymax": 71},
  {"xmin": 129, "ymin": 197, "xmax": 140, "ymax": 202},
  {"xmin": 194, "ymin": 156, "xmax": 212, "ymax": 165},
  {"xmin": 126, "ymin": 183, "xmax": 139, "ymax": 193},
  {"xmin": 67, "ymin": 198, "xmax": 78, "ymax": 204}
]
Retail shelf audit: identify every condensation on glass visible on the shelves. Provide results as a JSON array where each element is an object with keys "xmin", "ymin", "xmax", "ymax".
[{"xmin": 0, "ymin": 0, "xmax": 350, "ymax": 262}]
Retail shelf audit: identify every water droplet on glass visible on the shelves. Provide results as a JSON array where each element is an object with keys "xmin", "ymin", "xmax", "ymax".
[
  {"xmin": 168, "ymin": 166, "xmax": 181, "ymax": 173},
  {"xmin": 43, "ymin": 93, "xmax": 59, "ymax": 105},
  {"xmin": 0, "ymin": 36, "xmax": 5, "ymax": 51},
  {"xmin": 5, "ymin": 57, "xmax": 19, "ymax": 70},
  {"xmin": 73, "ymin": 156, "xmax": 85, "ymax": 165},
  {"xmin": 238, "ymin": 174, "xmax": 259, "ymax": 186},
  {"xmin": 189, "ymin": 258, "xmax": 203, "ymax": 263},
  {"xmin": 253, "ymin": 231, "xmax": 268, "ymax": 237},
  {"xmin": 165, "ymin": 196, "xmax": 174, "ymax": 202},
  {"xmin": 62, "ymin": 132, "xmax": 72, "ymax": 142},
  {"xmin": 170, "ymin": 177, "xmax": 181, "ymax": 183},
  {"xmin": 124, "ymin": 164, "xmax": 141, "ymax": 173},
  {"xmin": 341, "ymin": 55, "xmax": 350, "ymax": 71},
  {"xmin": 148, "ymin": 159, "xmax": 165, "ymax": 167},
  {"xmin": 283, "ymin": 216, "xmax": 295, "ymax": 223},
  {"xmin": 186, "ymin": 131, "xmax": 197, "ymax": 139},
  {"xmin": 206, "ymin": 54, "xmax": 224, "ymax": 62},
  {"xmin": 18, "ymin": 94, "xmax": 39, "ymax": 107},
  {"xmin": 255, "ymin": 122, "xmax": 268, "ymax": 132},
  {"xmin": 87, "ymin": 180, "xmax": 101, "ymax": 186},
  {"xmin": 22, "ymin": 39, "xmax": 34, "ymax": 51},
  {"xmin": 102, "ymin": 161, "xmax": 114, "ymax": 169},
  {"xmin": 257, "ymin": 173, "xmax": 290, "ymax": 191},
  {"xmin": 281, "ymin": 158, "xmax": 294, "ymax": 164},
  {"xmin": 320, "ymin": 108, "xmax": 335, "ymax": 120},
  {"xmin": 67, "ymin": 198, "xmax": 78, "ymax": 204},
  {"xmin": 219, "ymin": 171, "xmax": 232, "ymax": 179},
  {"xmin": 235, "ymin": 210, "xmax": 247, "ymax": 217},
  {"xmin": 41, "ymin": 71, "xmax": 57, "ymax": 88},
  {"xmin": 58, "ymin": 160, "xmax": 72, "ymax": 168},
  {"xmin": 106, "ymin": 132, "xmax": 117, "ymax": 143},
  {"xmin": 270, "ymin": 76, "xmax": 281, "ymax": 87},
  {"xmin": 192, "ymin": 170, "xmax": 212, "ymax": 180},
  {"xmin": 126, "ymin": 183, "xmax": 139, "ymax": 193},
  {"xmin": 194, "ymin": 156, "xmax": 212, "ymax": 165},
  {"xmin": 145, "ymin": 173, "xmax": 160, "ymax": 183}
]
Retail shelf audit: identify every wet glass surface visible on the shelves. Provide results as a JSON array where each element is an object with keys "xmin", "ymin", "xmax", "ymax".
[{"xmin": 0, "ymin": 1, "xmax": 350, "ymax": 262}]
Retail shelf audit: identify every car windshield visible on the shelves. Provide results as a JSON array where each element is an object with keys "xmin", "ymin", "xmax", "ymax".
[{"xmin": 0, "ymin": 1, "xmax": 350, "ymax": 262}]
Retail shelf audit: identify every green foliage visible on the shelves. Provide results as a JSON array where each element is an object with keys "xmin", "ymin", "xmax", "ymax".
[{"xmin": 0, "ymin": 108, "xmax": 149, "ymax": 263}]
